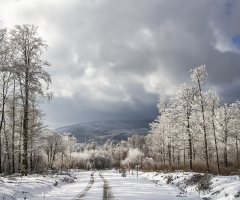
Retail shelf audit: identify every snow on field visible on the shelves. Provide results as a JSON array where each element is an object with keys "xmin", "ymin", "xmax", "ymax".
[
  {"xmin": 0, "ymin": 169, "xmax": 240, "ymax": 199},
  {"xmin": 0, "ymin": 170, "xmax": 94, "ymax": 199},
  {"xmin": 138, "ymin": 170, "xmax": 240, "ymax": 200}
]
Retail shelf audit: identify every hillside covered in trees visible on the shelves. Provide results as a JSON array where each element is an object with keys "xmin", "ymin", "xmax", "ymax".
[{"xmin": 55, "ymin": 119, "xmax": 152, "ymax": 145}]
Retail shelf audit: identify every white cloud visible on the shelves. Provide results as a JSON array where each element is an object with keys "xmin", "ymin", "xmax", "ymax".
[
  {"xmin": 212, "ymin": 28, "xmax": 240, "ymax": 54},
  {"xmin": 141, "ymin": 70, "xmax": 177, "ymax": 97}
]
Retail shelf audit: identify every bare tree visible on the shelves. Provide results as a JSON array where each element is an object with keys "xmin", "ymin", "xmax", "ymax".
[
  {"xmin": 190, "ymin": 65, "xmax": 210, "ymax": 172},
  {"xmin": 206, "ymin": 91, "xmax": 220, "ymax": 174},
  {"xmin": 174, "ymin": 83, "xmax": 196, "ymax": 170},
  {"xmin": 0, "ymin": 28, "xmax": 13, "ymax": 174},
  {"xmin": 10, "ymin": 24, "xmax": 52, "ymax": 175},
  {"xmin": 231, "ymin": 102, "xmax": 240, "ymax": 168},
  {"xmin": 42, "ymin": 130, "xmax": 63, "ymax": 170}
]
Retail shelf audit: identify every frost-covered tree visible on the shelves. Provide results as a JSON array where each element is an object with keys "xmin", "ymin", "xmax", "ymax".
[
  {"xmin": 204, "ymin": 91, "xmax": 221, "ymax": 173},
  {"xmin": 121, "ymin": 148, "xmax": 144, "ymax": 169},
  {"xmin": 190, "ymin": 65, "xmax": 210, "ymax": 172},
  {"xmin": 62, "ymin": 133, "xmax": 77, "ymax": 169},
  {"xmin": 150, "ymin": 96, "xmax": 182, "ymax": 168},
  {"xmin": 150, "ymin": 96, "xmax": 170, "ymax": 165},
  {"xmin": 0, "ymin": 27, "xmax": 11, "ymax": 174},
  {"xmin": 217, "ymin": 103, "xmax": 233, "ymax": 168},
  {"xmin": 41, "ymin": 130, "xmax": 63, "ymax": 170},
  {"xmin": 230, "ymin": 101, "xmax": 240, "ymax": 167},
  {"xmin": 9, "ymin": 24, "xmax": 52, "ymax": 175},
  {"xmin": 173, "ymin": 83, "xmax": 196, "ymax": 170},
  {"xmin": 85, "ymin": 141, "xmax": 97, "ymax": 151}
]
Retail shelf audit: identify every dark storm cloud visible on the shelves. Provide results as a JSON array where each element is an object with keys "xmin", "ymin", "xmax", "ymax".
[
  {"xmin": 43, "ymin": 94, "xmax": 159, "ymax": 128},
  {"xmin": 1, "ymin": 0, "xmax": 240, "ymax": 128}
]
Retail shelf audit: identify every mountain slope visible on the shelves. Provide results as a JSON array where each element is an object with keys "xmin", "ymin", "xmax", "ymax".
[{"xmin": 55, "ymin": 119, "xmax": 153, "ymax": 145}]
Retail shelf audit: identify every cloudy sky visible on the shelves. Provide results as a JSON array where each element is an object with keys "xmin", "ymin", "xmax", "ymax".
[{"xmin": 1, "ymin": 0, "xmax": 240, "ymax": 129}]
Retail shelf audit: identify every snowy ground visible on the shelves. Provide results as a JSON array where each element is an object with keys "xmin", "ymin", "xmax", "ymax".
[
  {"xmin": 0, "ymin": 170, "xmax": 97, "ymax": 199},
  {"xmin": 0, "ymin": 169, "xmax": 240, "ymax": 199},
  {"xmin": 138, "ymin": 171, "xmax": 240, "ymax": 200}
]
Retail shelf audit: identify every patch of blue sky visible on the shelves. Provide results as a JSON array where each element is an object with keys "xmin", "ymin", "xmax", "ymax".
[{"xmin": 232, "ymin": 34, "xmax": 240, "ymax": 50}]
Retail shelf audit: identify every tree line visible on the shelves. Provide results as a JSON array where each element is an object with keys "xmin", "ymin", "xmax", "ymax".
[
  {"xmin": 148, "ymin": 65, "xmax": 240, "ymax": 174},
  {"xmin": 0, "ymin": 24, "xmax": 52, "ymax": 175}
]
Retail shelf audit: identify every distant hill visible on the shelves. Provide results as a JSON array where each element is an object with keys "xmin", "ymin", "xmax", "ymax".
[{"xmin": 55, "ymin": 119, "xmax": 153, "ymax": 145}]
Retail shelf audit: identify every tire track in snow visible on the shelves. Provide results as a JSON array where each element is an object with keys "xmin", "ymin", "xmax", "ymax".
[
  {"xmin": 76, "ymin": 172, "xmax": 95, "ymax": 200},
  {"xmin": 99, "ymin": 172, "xmax": 114, "ymax": 200}
]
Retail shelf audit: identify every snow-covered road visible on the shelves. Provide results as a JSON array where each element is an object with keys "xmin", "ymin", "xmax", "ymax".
[
  {"xmin": 1, "ymin": 169, "xmax": 239, "ymax": 199},
  {"xmin": 0, "ymin": 170, "xmax": 199, "ymax": 200},
  {"xmin": 101, "ymin": 170, "xmax": 199, "ymax": 200},
  {"xmin": 74, "ymin": 170, "xmax": 199, "ymax": 200},
  {"xmin": 43, "ymin": 171, "xmax": 99, "ymax": 200}
]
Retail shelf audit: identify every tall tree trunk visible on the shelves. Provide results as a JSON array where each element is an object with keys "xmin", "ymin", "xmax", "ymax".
[
  {"xmin": 0, "ymin": 79, "xmax": 7, "ymax": 174},
  {"xmin": 177, "ymin": 152, "xmax": 180, "ymax": 165},
  {"xmin": 30, "ymin": 101, "xmax": 36, "ymax": 173},
  {"xmin": 18, "ymin": 117, "xmax": 23, "ymax": 173},
  {"xmin": 212, "ymin": 106, "xmax": 220, "ymax": 174},
  {"xmin": 12, "ymin": 79, "xmax": 16, "ymax": 174},
  {"xmin": 183, "ymin": 143, "xmax": 186, "ymax": 167},
  {"xmin": 187, "ymin": 114, "xmax": 193, "ymax": 170},
  {"xmin": 3, "ymin": 118, "xmax": 10, "ymax": 174},
  {"xmin": 236, "ymin": 132, "xmax": 239, "ymax": 168},
  {"xmin": 0, "ymin": 80, "xmax": 6, "ymax": 174},
  {"xmin": 197, "ymin": 79, "xmax": 209, "ymax": 172},
  {"xmin": 193, "ymin": 146, "xmax": 196, "ymax": 162},
  {"xmin": 22, "ymin": 67, "xmax": 29, "ymax": 176},
  {"xmin": 224, "ymin": 132, "xmax": 228, "ymax": 168},
  {"xmin": 223, "ymin": 105, "xmax": 228, "ymax": 168},
  {"xmin": 172, "ymin": 145, "xmax": 175, "ymax": 164},
  {"xmin": 61, "ymin": 152, "xmax": 64, "ymax": 173},
  {"xmin": 30, "ymin": 136, "xmax": 33, "ymax": 173},
  {"xmin": 168, "ymin": 142, "xmax": 171, "ymax": 166},
  {"xmin": 0, "ymin": 101, "xmax": 4, "ymax": 174},
  {"xmin": 162, "ymin": 138, "xmax": 165, "ymax": 165}
]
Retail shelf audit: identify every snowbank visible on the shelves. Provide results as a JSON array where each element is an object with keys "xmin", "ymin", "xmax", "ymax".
[{"xmin": 139, "ymin": 170, "xmax": 240, "ymax": 200}]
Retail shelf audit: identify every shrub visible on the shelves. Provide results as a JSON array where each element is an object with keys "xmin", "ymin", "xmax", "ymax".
[
  {"xmin": 185, "ymin": 173, "xmax": 212, "ymax": 193},
  {"xmin": 234, "ymin": 190, "xmax": 240, "ymax": 198},
  {"xmin": 165, "ymin": 175, "xmax": 173, "ymax": 184},
  {"xmin": 61, "ymin": 177, "xmax": 74, "ymax": 183}
]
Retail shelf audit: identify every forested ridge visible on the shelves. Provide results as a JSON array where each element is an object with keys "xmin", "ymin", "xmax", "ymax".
[{"xmin": 1, "ymin": 24, "xmax": 240, "ymax": 176}]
